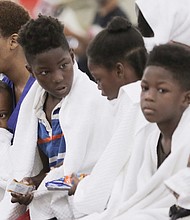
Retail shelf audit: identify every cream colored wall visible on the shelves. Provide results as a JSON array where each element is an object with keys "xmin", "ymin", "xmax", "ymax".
[
  {"xmin": 120, "ymin": 0, "xmax": 137, "ymax": 25},
  {"xmin": 60, "ymin": 0, "xmax": 137, "ymax": 30},
  {"xmin": 14, "ymin": 0, "xmax": 137, "ymax": 31}
]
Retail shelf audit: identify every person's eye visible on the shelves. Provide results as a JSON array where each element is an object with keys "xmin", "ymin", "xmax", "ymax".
[
  {"xmin": 0, "ymin": 113, "xmax": 7, "ymax": 119},
  {"xmin": 60, "ymin": 63, "xmax": 70, "ymax": 69},
  {"xmin": 40, "ymin": 71, "xmax": 49, "ymax": 76},
  {"xmin": 60, "ymin": 64, "xmax": 66, "ymax": 69},
  {"xmin": 141, "ymin": 85, "xmax": 148, "ymax": 91},
  {"xmin": 158, "ymin": 88, "xmax": 167, "ymax": 93}
]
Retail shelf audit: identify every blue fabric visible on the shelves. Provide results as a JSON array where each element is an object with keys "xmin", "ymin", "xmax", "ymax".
[
  {"xmin": 37, "ymin": 108, "xmax": 66, "ymax": 168},
  {"xmin": 2, "ymin": 76, "xmax": 35, "ymax": 135}
]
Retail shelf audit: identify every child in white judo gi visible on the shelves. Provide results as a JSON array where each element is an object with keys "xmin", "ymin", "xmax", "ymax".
[
  {"xmin": 71, "ymin": 43, "xmax": 190, "ymax": 220},
  {"xmin": 7, "ymin": 14, "xmax": 113, "ymax": 220},
  {"xmin": 0, "ymin": 81, "xmax": 13, "ymax": 198},
  {"xmin": 68, "ymin": 16, "xmax": 148, "ymax": 217}
]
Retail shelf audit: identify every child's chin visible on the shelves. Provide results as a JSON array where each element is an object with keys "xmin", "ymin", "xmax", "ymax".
[{"xmin": 144, "ymin": 115, "xmax": 157, "ymax": 123}]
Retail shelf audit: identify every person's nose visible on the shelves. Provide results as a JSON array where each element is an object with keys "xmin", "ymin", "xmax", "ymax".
[
  {"xmin": 52, "ymin": 69, "xmax": 64, "ymax": 83},
  {"xmin": 97, "ymin": 83, "xmax": 101, "ymax": 90},
  {"xmin": 96, "ymin": 81, "xmax": 102, "ymax": 91},
  {"xmin": 144, "ymin": 89, "xmax": 155, "ymax": 101}
]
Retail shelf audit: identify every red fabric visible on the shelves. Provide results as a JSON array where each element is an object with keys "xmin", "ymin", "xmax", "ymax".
[
  {"xmin": 16, "ymin": 210, "xmax": 30, "ymax": 220},
  {"xmin": 18, "ymin": 0, "xmax": 39, "ymax": 17}
]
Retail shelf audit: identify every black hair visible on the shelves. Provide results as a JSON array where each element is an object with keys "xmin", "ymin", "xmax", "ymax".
[
  {"xmin": 0, "ymin": 1, "xmax": 30, "ymax": 38},
  {"xmin": 18, "ymin": 14, "xmax": 70, "ymax": 62},
  {"xmin": 146, "ymin": 43, "xmax": 190, "ymax": 90},
  {"xmin": 87, "ymin": 16, "xmax": 147, "ymax": 79},
  {"xmin": 0, "ymin": 80, "xmax": 13, "ymax": 109}
]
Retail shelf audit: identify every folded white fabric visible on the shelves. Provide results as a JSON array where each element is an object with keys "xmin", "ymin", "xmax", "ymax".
[
  {"xmin": 72, "ymin": 81, "xmax": 148, "ymax": 217},
  {"xmin": 136, "ymin": 0, "xmax": 190, "ymax": 51},
  {"xmin": 0, "ymin": 128, "xmax": 13, "ymax": 202},
  {"xmin": 77, "ymin": 106, "xmax": 190, "ymax": 220},
  {"xmin": 165, "ymin": 167, "xmax": 190, "ymax": 210}
]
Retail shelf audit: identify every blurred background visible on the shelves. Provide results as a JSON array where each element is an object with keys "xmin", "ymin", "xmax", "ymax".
[
  {"xmin": 12, "ymin": 0, "xmax": 137, "ymax": 79},
  {"xmin": 16, "ymin": 0, "xmax": 137, "ymax": 26}
]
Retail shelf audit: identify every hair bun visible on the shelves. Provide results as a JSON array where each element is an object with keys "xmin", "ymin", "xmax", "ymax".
[{"xmin": 107, "ymin": 16, "xmax": 132, "ymax": 33}]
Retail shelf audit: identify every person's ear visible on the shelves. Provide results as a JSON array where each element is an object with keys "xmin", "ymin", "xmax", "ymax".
[
  {"xmin": 69, "ymin": 48, "xmax": 75, "ymax": 64},
  {"xmin": 115, "ymin": 62, "xmax": 124, "ymax": 79},
  {"xmin": 183, "ymin": 90, "xmax": 190, "ymax": 106},
  {"xmin": 9, "ymin": 34, "xmax": 19, "ymax": 50},
  {"xmin": 25, "ymin": 64, "xmax": 35, "ymax": 77}
]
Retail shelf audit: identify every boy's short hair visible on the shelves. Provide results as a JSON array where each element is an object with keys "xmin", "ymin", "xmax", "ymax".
[
  {"xmin": 18, "ymin": 14, "xmax": 70, "ymax": 62},
  {"xmin": 0, "ymin": 1, "xmax": 30, "ymax": 37},
  {"xmin": 87, "ymin": 16, "xmax": 147, "ymax": 79},
  {"xmin": 146, "ymin": 43, "xmax": 190, "ymax": 90}
]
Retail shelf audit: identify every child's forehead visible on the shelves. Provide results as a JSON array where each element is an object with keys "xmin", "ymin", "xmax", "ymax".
[
  {"xmin": 0, "ymin": 82, "xmax": 11, "ymax": 94},
  {"xmin": 0, "ymin": 89, "xmax": 11, "ymax": 100},
  {"xmin": 0, "ymin": 88, "xmax": 8, "ymax": 93},
  {"xmin": 144, "ymin": 65, "xmax": 173, "ymax": 75},
  {"xmin": 37, "ymin": 47, "xmax": 69, "ymax": 57},
  {"xmin": 143, "ymin": 65, "xmax": 176, "ymax": 82},
  {"xmin": 31, "ymin": 47, "xmax": 71, "ymax": 64}
]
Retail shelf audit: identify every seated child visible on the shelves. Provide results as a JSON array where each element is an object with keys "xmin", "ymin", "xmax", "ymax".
[
  {"xmin": 0, "ymin": 1, "xmax": 34, "ymax": 136},
  {"xmin": 0, "ymin": 81, "xmax": 13, "ymax": 198},
  {"xmin": 3, "ymin": 15, "xmax": 113, "ymax": 219},
  {"xmin": 68, "ymin": 16, "xmax": 148, "ymax": 216},
  {"xmin": 73, "ymin": 43, "xmax": 190, "ymax": 220},
  {"xmin": 111, "ymin": 43, "xmax": 190, "ymax": 220}
]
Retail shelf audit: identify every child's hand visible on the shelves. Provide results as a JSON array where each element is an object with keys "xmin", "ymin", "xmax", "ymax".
[
  {"xmin": 10, "ymin": 177, "xmax": 35, "ymax": 205},
  {"xmin": 68, "ymin": 173, "xmax": 80, "ymax": 196},
  {"xmin": 11, "ymin": 191, "xmax": 33, "ymax": 205},
  {"xmin": 68, "ymin": 173, "xmax": 88, "ymax": 196},
  {"xmin": 22, "ymin": 177, "xmax": 35, "ymax": 186}
]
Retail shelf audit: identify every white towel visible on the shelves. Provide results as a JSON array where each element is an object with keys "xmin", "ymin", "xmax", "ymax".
[
  {"xmin": 1, "ymin": 62, "xmax": 113, "ymax": 219},
  {"xmin": 136, "ymin": 0, "xmax": 190, "ymax": 51},
  {"xmin": 0, "ymin": 128, "xmax": 13, "ymax": 200},
  {"xmin": 115, "ymin": 106, "xmax": 190, "ymax": 220},
  {"xmin": 165, "ymin": 167, "xmax": 190, "ymax": 210},
  {"xmin": 77, "ymin": 106, "xmax": 190, "ymax": 220},
  {"xmin": 72, "ymin": 81, "xmax": 149, "ymax": 217}
]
